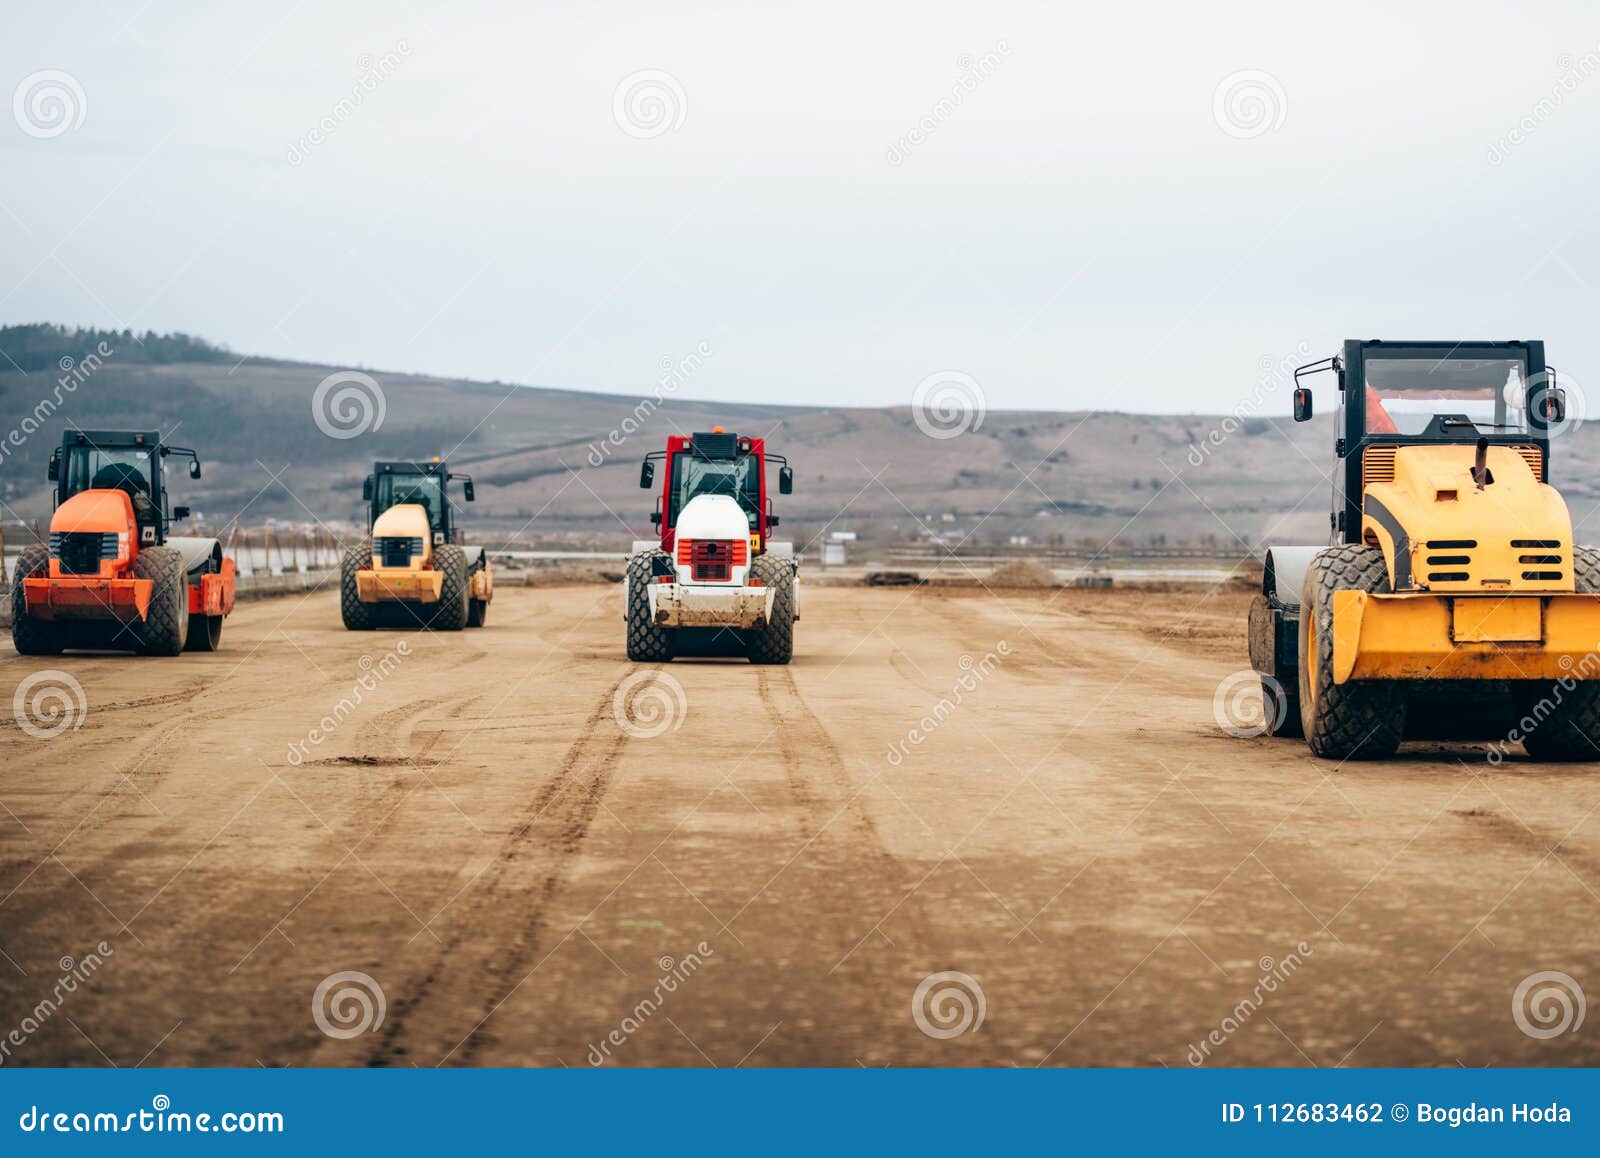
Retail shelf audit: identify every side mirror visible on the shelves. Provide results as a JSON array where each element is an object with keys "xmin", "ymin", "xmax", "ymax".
[
  {"xmin": 189, "ymin": 459, "xmax": 202, "ymax": 480},
  {"xmin": 650, "ymin": 510, "xmax": 662, "ymax": 527},
  {"xmin": 1293, "ymin": 388, "xmax": 1313, "ymax": 422},
  {"xmin": 362, "ymin": 477, "xmax": 374, "ymax": 502},
  {"xmin": 640, "ymin": 460, "xmax": 655, "ymax": 489},
  {"xmin": 1541, "ymin": 388, "xmax": 1567, "ymax": 424},
  {"xmin": 47, "ymin": 451, "xmax": 59, "ymax": 482},
  {"xmin": 463, "ymin": 479, "xmax": 476, "ymax": 502},
  {"xmin": 778, "ymin": 466, "xmax": 794, "ymax": 495},
  {"xmin": 173, "ymin": 505, "xmax": 191, "ymax": 520}
]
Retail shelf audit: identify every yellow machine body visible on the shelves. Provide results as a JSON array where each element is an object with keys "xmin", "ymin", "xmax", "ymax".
[{"xmin": 1333, "ymin": 443, "xmax": 1600, "ymax": 682}]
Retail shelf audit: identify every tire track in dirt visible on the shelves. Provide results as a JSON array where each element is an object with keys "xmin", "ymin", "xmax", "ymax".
[
  {"xmin": 362, "ymin": 671, "xmax": 633, "ymax": 1066},
  {"xmin": 754, "ymin": 665, "xmax": 931, "ymax": 957}
]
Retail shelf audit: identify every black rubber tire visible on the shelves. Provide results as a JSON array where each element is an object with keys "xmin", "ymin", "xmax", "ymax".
[
  {"xmin": 626, "ymin": 552, "xmax": 675, "ymax": 662},
  {"xmin": 746, "ymin": 554, "xmax": 795, "ymax": 665},
  {"xmin": 183, "ymin": 558, "xmax": 224, "ymax": 651},
  {"xmin": 1298, "ymin": 544, "xmax": 1406, "ymax": 760},
  {"xmin": 466, "ymin": 557, "xmax": 489, "ymax": 627},
  {"xmin": 430, "ymin": 546, "xmax": 469, "ymax": 631},
  {"xmin": 1512, "ymin": 545, "xmax": 1600, "ymax": 761},
  {"xmin": 10, "ymin": 546, "xmax": 63, "ymax": 656},
  {"xmin": 1262, "ymin": 674, "xmax": 1302, "ymax": 739},
  {"xmin": 133, "ymin": 546, "xmax": 189, "ymax": 657},
  {"xmin": 340, "ymin": 541, "xmax": 375, "ymax": 630}
]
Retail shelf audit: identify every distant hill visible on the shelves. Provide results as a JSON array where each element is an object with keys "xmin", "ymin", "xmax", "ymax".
[{"xmin": 6, "ymin": 325, "xmax": 1600, "ymax": 554}]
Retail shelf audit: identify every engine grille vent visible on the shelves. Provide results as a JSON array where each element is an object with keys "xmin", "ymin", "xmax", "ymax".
[
  {"xmin": 1364, "ymin": 443, "xmax": 1544, "ymax": 485},
  {"xmin": 1362, "ymin": 445, "xmax": 1397, "ymax": 485},
  {"xmin": 49, "ymin": 532, "xmax": 118, "ymax": 575},
  {"xmin": 376, "ymin": 537, "xmax": 423, "ymax": 567},
  {"xmin": 676, "ymin": 537, "xmax": 748, "ymax": 582}
]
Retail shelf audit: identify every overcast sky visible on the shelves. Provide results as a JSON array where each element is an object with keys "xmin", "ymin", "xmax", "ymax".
[{"xmin": 4, "ymin": 1, "xmax": 1600, "ymax": 414}]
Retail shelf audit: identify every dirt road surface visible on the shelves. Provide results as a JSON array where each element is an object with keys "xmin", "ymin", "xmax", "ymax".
[{"xmin": 2, "ymin": 583, "xmax": 1597, "ymax": 1067}]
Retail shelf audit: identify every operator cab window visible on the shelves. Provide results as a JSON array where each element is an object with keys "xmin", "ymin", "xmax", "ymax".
[
  {"xmin": 375, "ymin": 474, "xmax": 444, "ymax": 529},
  {"xmin": 670, "ymin": 453, "xmax": 759, "ymax": 530},
  {"xmin": 67, "ymin": 447, "xmax": 153, "ymax": 499},
  {"xmin": 65, "ymin": 447, "xmax": 158, "ymax": 528},
  {"xmin": 1364, "ymin": 357, "xmax": 1528, "ymax": 437}
]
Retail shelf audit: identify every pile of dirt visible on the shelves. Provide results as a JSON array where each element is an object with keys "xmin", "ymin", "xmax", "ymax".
[
  {"xmin": 864, "ymin": 570, "xmax": 924, "ymax": 587},
  {"xmin": 519, "ymin": 565, "xmax": 624, "ymax": 587},
  {"xmin": 985, "ymin": 560, "xmax": 1060, "ymax": 588}
]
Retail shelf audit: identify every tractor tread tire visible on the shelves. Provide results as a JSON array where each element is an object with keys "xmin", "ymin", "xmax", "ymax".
[
  {"xmin": 1299, "ymin": 544, "xmax": 1406, "ymax": 760},
  {"xmin": 340, "ymin": 542, "xmax": 375, "ymax": 630},
  {"xmin": 746, "ymin": 554, "xmax": 796, "ymax": 665},
  {"xmin": 133, "ymin": 546, "xmax": 189, "ymax": 657},
  {"xmin": 10, "ymin": 546, "xmax": 63, "ymax": 656},
  {"xmin": 431, "ymin": 546, "xmax": 470, "ymax": 631},
  {"xmin": 1515, "ymin": 545, "xmax": 1600, "ymax": 761},
  {"xmin": 626, "ymin": 552, "xmax": 675, "ymax": 662}
]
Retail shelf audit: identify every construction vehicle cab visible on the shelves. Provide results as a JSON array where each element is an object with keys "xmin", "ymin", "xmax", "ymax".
[
  {"xmin": 626, "ymin": 429, "xmax": 798, "ymax": 663},
  {"xmin": 1251, "ymin": 339, "xmax": 1600, "ymax": 759},
  {"xmin": 341, "ymin": 459, "xmax": 492, "ymax": 630},
  {"xmin": 11, "ymin": 429, "xmax": 236, "ymax": 656}
]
